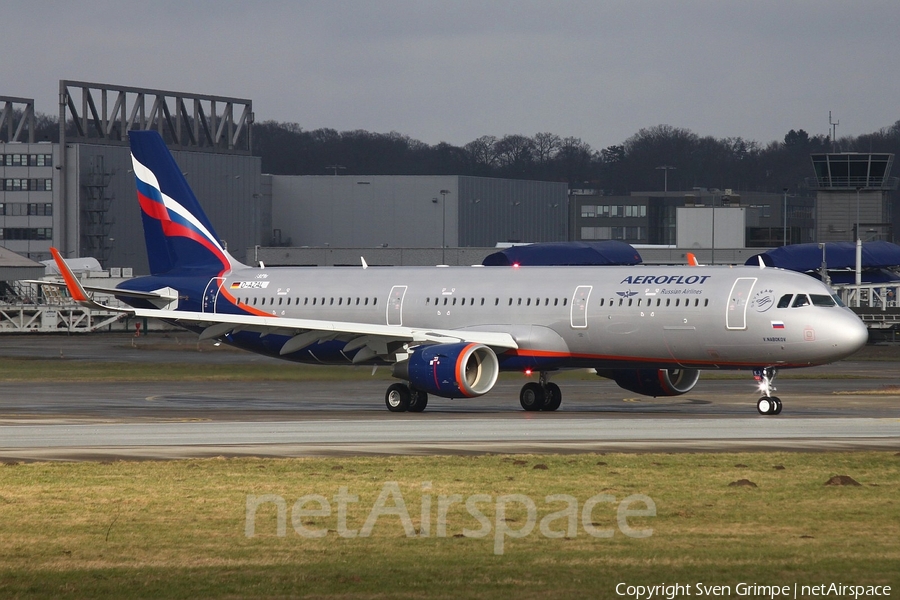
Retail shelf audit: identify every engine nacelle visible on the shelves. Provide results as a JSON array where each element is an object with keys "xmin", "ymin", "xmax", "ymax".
[
  {"xmin": 601, "ymin": 368, "xmax": 700, "ymax": 397},
  {"xmin": 393, "ymin": 343, "xmax": 500, "ymax": 399}
]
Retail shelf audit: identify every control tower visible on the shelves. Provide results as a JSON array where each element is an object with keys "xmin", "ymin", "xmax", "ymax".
[{"xmin": 811, "ymin": 153, "xmax": 898, "ymax": 243}]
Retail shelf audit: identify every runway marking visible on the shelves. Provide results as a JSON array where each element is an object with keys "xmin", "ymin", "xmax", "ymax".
[{"xmin": 622, "ymin": 398, "xmax": 641, "ymax": 403}]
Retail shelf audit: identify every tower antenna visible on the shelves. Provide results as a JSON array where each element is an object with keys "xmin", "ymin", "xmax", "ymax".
[{"xmin": 829, "ymin": 111, "xmax": 839, "ymax": 152}]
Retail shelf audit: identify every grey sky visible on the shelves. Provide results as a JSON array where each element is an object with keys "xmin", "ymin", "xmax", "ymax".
[{"xmin": 5, "ymin": 1, "xmax": 899, "ymax": 150}]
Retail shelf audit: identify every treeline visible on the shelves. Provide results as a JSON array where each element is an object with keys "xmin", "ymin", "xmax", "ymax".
[
  {"xmin": 14, "ymin": 111, "xmax": 900, "ymax": 195},
  {"xmin": 254, "ymin": 120, "xmax": 900, "ymax": 196}
]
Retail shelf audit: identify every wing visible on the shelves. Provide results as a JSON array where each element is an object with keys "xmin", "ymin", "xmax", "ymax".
[{"xmin": 49, "ymin": 248, "xmax": 517, "ymax": 363}]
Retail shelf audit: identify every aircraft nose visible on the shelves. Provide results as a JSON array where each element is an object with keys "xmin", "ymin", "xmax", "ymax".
[{"xmin": 838, "ymin": 311, "xmax": 869, "ymax": 356}]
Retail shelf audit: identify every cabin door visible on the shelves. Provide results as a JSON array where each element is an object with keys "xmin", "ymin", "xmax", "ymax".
[
  {"xmin": 387, "ymin": 285, "xmax": 408, "ymax": 326},
  {"xmin": 570, "ymin": 285, "xmax": 592, "ymax": 328},
  {"xmin": 726, "ymin": 277, "xmax": 757, "ymax": 330},
  {"xmin": 202, "ymin": 277, "xmax": 225, "ymax": 313}
]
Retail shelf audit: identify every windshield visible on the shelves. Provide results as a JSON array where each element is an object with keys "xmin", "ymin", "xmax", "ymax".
[{"xmin": 810, "ymin": 294, "xmax": 836, "ymax": 307}]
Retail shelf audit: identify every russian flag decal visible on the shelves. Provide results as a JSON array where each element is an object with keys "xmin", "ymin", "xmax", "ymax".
[{"xmin": 771, "ymin": 321, "xmax": 785, "ymax": 329}]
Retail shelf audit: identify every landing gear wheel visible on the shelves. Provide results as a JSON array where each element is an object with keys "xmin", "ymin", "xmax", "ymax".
[
  {"xmin": 408, "ymin": 388, "xmax": 429, "ymax": 413},
  {"xmin": 520, "ymin": 382, "xmax": 546, "ymax": 411},
  {"xmin": 385, "ymin": 383, "xmax": 411, "ymax": 412},
  {"xmin": 542, "ymin": 382, "xmax": 562, "ymax": 411},
  {"xmin": 757, "ymin": 396, "xmax": 781, "ymax": 415}
]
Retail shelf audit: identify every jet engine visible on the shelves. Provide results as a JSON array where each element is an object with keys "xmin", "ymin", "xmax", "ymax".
[
  {"xmin": 393, "ymin": 342, "xmax": 500, "ymax": 398},
  {"xmin": 600, "ymin": 368, "xmax": 700, "ymax": 397}
]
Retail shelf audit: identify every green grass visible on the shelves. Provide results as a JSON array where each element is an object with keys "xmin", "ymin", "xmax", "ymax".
[{"xmin": 0, "ymin": 452, "xmax": 897, "ymax": 598}]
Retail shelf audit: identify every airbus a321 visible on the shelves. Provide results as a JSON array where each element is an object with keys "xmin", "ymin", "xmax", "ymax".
[{"xmin": 51, "ymin": 130, "xmax": 868, "ymax": 415}]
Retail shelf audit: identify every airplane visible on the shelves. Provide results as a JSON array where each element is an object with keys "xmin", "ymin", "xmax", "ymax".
[{"xmin": 49, "ymin": 130, "xmax": 869, "ymax": 416}]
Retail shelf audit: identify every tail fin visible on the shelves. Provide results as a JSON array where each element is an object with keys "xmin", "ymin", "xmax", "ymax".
[{"xmin": 129, "ymin": 130, "xmax": 240, "ymax": 276}]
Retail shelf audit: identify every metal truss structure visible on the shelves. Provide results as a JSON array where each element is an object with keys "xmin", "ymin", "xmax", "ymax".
[
  {"xmin": 0, "ymin": 96, "xmax": 35, "ymax": 143},
  {"xmin": 59, "ymin": 80, "xmax": 253, "ymax": 153}
]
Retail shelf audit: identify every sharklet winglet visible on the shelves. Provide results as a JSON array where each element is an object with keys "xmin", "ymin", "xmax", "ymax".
[{"xmin": 50, "ymin": 247, "xmax": 131, "ymax": 313}]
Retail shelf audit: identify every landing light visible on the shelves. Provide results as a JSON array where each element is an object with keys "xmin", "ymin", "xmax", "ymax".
[
  {"xmin": 512, "ymin": 262, "xmax": 520, "ymax": 268},
  {"xmin": 524, "ymin": 368, "xmax": 532, "ymax": 376}
]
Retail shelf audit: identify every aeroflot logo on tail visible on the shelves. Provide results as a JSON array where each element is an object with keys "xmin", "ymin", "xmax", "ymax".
[{"xmin": 619, "ymin": 275, "xmax": 711, "ymax": 285}]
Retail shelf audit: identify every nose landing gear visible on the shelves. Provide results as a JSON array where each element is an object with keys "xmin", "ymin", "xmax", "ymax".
[{"xmin": 753, "ymin": 367, "xmax": 782, "ymax": 415}]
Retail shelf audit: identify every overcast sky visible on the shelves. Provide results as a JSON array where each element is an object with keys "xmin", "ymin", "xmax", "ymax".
[{"xmin": 5, "ymin": 1, "xmax": 899, "ymax": 150}]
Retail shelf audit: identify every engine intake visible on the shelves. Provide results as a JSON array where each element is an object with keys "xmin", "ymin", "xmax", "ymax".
[
  {"xmin": 393, "ymin": 342, "xmax": 500, "ymax": 398},
  {"xmin": 600, "ymin": 368, "xmax": 700, "ymax": 397}
]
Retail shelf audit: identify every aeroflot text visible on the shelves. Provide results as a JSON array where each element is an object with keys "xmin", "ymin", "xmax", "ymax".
[
  {"xmin": 619, "ymin": 275, "xmax": 712, "ymax": 285},
  {"xmin": 245, "ymin": 483, "xmax": 656, "ymax": 554},
  {"xmin": 615, "ymin": 582, "xmax": 892, "ymax": 600}
]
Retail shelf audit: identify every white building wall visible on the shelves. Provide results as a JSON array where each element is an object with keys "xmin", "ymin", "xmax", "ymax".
[{"xmin": 676, "ymin": 206, "xmax": 745, "ymax": 248}]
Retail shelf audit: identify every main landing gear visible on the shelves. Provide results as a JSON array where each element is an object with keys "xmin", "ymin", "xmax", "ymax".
[
  {"xmin": 754, "ymin": 367, "xmax": 782, "ymax": 415},
  {"xmin": 519, "ymin": 372, "xmax": 562, "ymax": 412},
  {"xmin": 384, "ymin": 383, "xmax": 428, "ymax": 413}
]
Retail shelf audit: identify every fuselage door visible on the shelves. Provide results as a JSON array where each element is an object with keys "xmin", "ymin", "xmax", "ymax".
[
  {"xmin": 387, "ymin": 285, "xmax": 408, "ymax": 326},
  {"xmin": 202, "ymin": 277, "xmax": 225, "ymax": 313},
  {"xmin": 570, "ymin": 285, "xmax": 592, "ymax": 329},
  {"xmin": 726, "ymin": 277, "xmax": 757, "ymax": 330}
]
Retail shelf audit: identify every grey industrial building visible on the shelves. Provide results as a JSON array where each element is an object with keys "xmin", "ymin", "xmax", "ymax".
[
  {"xmin": 269, "ymin": 174, "xmax": 567, "ymax": 249},
  {"xmin": 570, "ymin": 188, "xmax": 816, "ymax": 248}
]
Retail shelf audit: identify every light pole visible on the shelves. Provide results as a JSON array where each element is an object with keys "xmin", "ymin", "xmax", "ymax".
[
  {"xmin": 439, "ymin": 189, "xmax": 450, "ymax": 264},
  {"xmin": 855, "ymin": 187, "xmax": 862, "ymax": 296},
  {"xmin": 782, "ymin": 188, "xmax": 789, "ymax": 246},
  {"xmin": 656, "ymin": 165, "xmax": 675, "ymax": 192}
]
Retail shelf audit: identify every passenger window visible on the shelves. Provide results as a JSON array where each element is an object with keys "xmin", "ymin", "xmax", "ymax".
[
  {"xmin": 563, "ymin": 298, "xmax": 568, "ymax": 306},
  {"xmin": 792, "ymin": 294, "xmax": 810, "ymax": 308},
  {"xmin": 373, "ymin": 298, "xmax": 377, "ymax": 306},
  {"xmin": 637, "ymin": 298, "xmax": 642, "ymax": 307},
  {"xmin": 628, "ymin": 299, "xmax": 633, "ymax": 306},
  {"xmin": 777, "ymin": 294, "xmax": 793, "ymax": 308},
  {"xmin": 810, "ymin": 294, "xmax": 836, "ymax": 307},
  {"xmin": 526, "ymin": 298, "xmax": 531, "ymax": 306},
  {"xmin": 443, "ymin": 298, "xmax": 448, "ymax": 306},
  {"xmin": 694, "ymin": 298, "xmax": 699, "ymax": 307},
  {"xmin": 675, "ymin": 299, "xmax": 680, "ymax": 307},
  {"xmin": 704, "ymin": 299, "xmax": 709, "ymax": 307},
  {"xmin": 554, "ymin": 298, "xmax": 559, "ymax": 306},
  {"xmin": 666, "ymin": 298, "xmax": 670, "ymax": 306}
]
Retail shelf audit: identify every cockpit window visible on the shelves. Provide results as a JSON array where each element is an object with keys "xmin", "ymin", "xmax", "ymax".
[
  {"xmin": 791, "ymin": 294, "xmax": 810, "ymax": 308},
  {"xmin": 777, "ymin": 294, "xmax": 793, "ymax": 308},
  {"xmin": 831, "ymin": 294, "xmax": 846, "ymax": 307},
  {"xmin": 810, "ymin": 294, "xmax": 836, "ymax": 307}
]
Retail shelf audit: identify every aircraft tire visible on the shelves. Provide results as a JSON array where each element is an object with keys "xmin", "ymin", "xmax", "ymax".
[
  {"xmin": 520, "ymin": 382, "xmax": 546, "ymax": 411},
  {"xmin": 408, "ymin": 388, "xmax": 428, "ymax": 413},
  {"xmin": 385, "ymin": 383, "xmax": 411, "ymax": 412},
  {"xmin": 772, "ymin": 397, "xmax": 782, "ymax": 415},
  {"xmin": 757, "ymin": 396, "xmax": 781, "ymax": 415},
  {"xmin": 543, "ymin": 383, "xmax": 562, "ymax": 411}
]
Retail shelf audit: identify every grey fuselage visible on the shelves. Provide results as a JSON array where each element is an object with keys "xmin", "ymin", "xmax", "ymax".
[{"xmin": 202, "ymin": 263, "xmax": 868, "ymax": 371}]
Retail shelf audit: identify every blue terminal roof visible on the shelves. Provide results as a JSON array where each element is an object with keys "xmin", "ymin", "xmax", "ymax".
[
  {"xmin": 746, "ymin": 241, "xmax": 900, "ymax": 272},
  {"xmin": 482, "ymin": 241, "xmax": 643, "ymax": 267}
]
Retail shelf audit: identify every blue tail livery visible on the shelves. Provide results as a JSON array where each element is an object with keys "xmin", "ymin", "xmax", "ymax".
[{"xmin": 129, "ymin": 130, "xmax": 239, "ymax": 276}]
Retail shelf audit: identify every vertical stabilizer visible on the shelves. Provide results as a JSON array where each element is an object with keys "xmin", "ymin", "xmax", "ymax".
[{"xmin": 128, "ymin": 130, "xmax": 240, "ymax": 276}]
